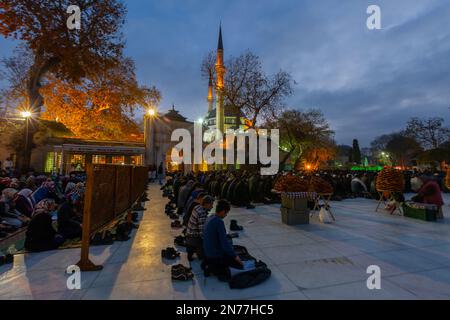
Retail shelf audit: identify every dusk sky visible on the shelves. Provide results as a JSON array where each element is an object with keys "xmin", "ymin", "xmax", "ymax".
[{"xmin": 1, "ymin": 0, "xmax": 450, "ymax": 147}]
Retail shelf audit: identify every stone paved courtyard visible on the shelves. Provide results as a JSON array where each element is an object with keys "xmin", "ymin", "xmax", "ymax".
[{"xmin": 1, "ymin": 184, "xmax": 450, "ymax": 300}]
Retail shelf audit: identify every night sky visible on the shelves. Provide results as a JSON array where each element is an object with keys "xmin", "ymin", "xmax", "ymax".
[{"xmin": 1, "ymin": 0, "xmax": 450, "ymax": 147}]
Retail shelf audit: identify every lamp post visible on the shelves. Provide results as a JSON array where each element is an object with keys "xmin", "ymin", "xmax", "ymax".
[
  {"xmin": 144, "ymin": 108, "xmax": 157, "ymax": 167},
  {"xmin": 20, "ymin": 111, "xmax": 32, "ymax": 171}
]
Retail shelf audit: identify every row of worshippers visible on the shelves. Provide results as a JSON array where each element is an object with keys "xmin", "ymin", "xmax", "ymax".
[{"xmin": 163, "ymin": 177, "xmax": 247, "ymax": 280}]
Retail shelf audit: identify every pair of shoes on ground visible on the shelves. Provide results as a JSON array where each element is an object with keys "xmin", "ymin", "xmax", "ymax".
[
  {"xmin": 91, "ymin": 231, "xmax": 115, "ymax": 245},
  {"xmin": 166, "ymin": 203, "xmax": 176, "ymax": 210},
  {"xmin": 230, "ymin": 219, "xmax": 244, "ymax": 231},
  {"xmin": 174, "ymin": 235, "xmax": 186, "ymax": 247},
  {"xmin": 161, "ymin": 247, "xmax": 180, "ymax": 259},
  {"xmin": 169, "ymin": 213, "xmax": 179, "ymax": 220},
  {"xmin": 132, "ymin": 211, "xmax": 139, "ymax": 223},
  {"xmin": 171, "ymin": 264, "xmax": 194, "ymax": 281},
  {"xmin": 171, "ymin": 220, "xmax": 183, "ymax": 229}
]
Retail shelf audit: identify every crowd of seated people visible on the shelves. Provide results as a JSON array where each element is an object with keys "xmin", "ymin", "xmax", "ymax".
[
  {"xmin": 164, "ymin": 167, "xmax": 447, "ymax": 225},
  {"xmin": 0, "ymin": 170, "xmax": 84, "ymax": 252}
]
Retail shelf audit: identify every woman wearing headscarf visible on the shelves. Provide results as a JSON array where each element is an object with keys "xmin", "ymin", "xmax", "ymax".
[
  {"xmin": 13, "ymin": 188, "xmax": 34, "ymax": 217},
  {"xmin": 412, "ymin": 176, "xmax": 444, "ymax": 219},
  {"xmin": 25, "ymin": 199, "xmax": 64, "ymax": 252},
  {"xmin": 0, "ymin": 188, "xmax": 26, "ymax": 228}
]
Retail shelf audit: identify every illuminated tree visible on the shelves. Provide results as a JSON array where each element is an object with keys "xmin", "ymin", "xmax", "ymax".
[
  {"xmin": 0, "ymin": 0, "xmax": 126, "ymax": 113},
  {"xmin": 385, "ymin": 134, "xmax": 422, "ymax": 167},
  {"xmin": 40, "ymin": 57, "xmax": 161, "ymax": 141},
  {"xmin": 265, "ymin": 109, "xmax": 335, "ymax": 169},
  {"xmin": 299, "ymin": 146, "xmax": 336, "ymax": 170}
]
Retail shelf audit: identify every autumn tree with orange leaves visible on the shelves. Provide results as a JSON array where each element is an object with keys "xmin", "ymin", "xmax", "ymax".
[
  {"xmin": 40, "ymin": 57, "xmax": 160, "ymax": 141},
  {"xmin": 1, "ymin": 1, "xmax": 161, "ymax": 168},
  {"xmin": 0, "ymin": 0, "xmax": 127, "ymax": 113}
]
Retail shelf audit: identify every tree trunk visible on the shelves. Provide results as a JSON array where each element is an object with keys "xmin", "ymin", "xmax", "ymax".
[
  {"xmin": 280, "ymin": 147, "xmax": 295, "ymax": 167},
  {"xmin": 21, "ymin": 56, "xmax": 60, "ymax": 171},
  {"xmin": 27, "ymin": 56, "xmax": 60, "ymax": 113}
]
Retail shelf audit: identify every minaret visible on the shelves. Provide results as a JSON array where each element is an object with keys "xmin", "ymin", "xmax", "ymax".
[
  {"xmin": 215, "ymin": 24, "xmax": 226, "ymax": 137},
  {"xmin": 207, "ymin": 71, "xmax": 214, "ymax": 113}
]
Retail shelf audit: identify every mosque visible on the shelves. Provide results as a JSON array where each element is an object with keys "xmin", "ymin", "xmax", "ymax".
[
  {"xmin": 203, "ymin": 26, "xmax": 246, "ymax": 142},
  {"xmin": 144, "ymin": 26, "xmax": 247, "ymax": 173}
]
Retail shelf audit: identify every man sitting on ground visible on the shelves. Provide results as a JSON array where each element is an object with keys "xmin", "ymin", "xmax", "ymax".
[
  {"xmin": 185, "ymin": 195, "xmax": 213, "ymax": 261},
  {"xmin": 183, "ymin": 192, "xmax": 207, "ymax": 226},
  {"xmin": 202, "ymin": 199, "xmax": 243, "ymax": 279}
]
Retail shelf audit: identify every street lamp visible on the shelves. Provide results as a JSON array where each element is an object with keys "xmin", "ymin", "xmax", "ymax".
[
  {"xmin": 21, "ymin": 110, "xmax": 32, "ymax": 171},
  {"xmin": 21, "ymin": 111, "xmax": 32, "ymax": 118},
  {"xmin": 147, "ymin": 108, "xmax": 156, "ymax": 117}
]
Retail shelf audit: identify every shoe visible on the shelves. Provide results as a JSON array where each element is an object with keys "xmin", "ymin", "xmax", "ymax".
[
  {"xmin": 171, "ymin": 220, "xmax": 182, "ymax": 229},
  {"xmin": 169, "ymin": 213, "xmax": 179, "ymax": 220},
  {"xmin": 246, "ymin": 204, "xmax": 255, "ymax": 209},
  {"xmin": 90, "ymin": 232, "xmax": 115, "ymax": 245},
  {"xmin": 230, "ymin": 220, "xmax": 243, "ymax": 231},
  {"xmin": 171, "ymin": 267, "xmax": 194, "ymax": 281},
  {"xmin": 174, "ymin": 235, "xmax": 186, "ymax": 246},
  {"xmin": 162, "ymin": 247, "xmax": 180, "ymax": 259},
  {"xmin": 227, "ymin": 232, "xmax": 239, "ymax": 239},
  {"xmin": 172, "ymin": 264, "xmax": 192, "ymax": 272}
]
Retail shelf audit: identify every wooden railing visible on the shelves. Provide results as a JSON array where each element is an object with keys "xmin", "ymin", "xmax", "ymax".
[{"xmin": 77, "ymin": 164, "xmax": 148, "ymax": 271}]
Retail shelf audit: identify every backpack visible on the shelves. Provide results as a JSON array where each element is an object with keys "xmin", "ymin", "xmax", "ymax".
[{"xmin": 229, "ymin": 261, "xmax": 271, "ymax": 289}]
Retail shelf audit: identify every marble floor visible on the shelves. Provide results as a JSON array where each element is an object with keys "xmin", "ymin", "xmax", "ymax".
[{"xmin": 1, "ymin": 184, "xmax": 450, "ymax": 300}]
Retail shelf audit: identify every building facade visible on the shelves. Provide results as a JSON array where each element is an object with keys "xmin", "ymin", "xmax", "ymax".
[{"xmin": 144, "ymin": 105, "xmax": 194, "ymax": 173}]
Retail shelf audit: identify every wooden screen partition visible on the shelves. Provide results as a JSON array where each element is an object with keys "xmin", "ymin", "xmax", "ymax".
[
  {"xmin": 114, "ymin": 166, "xmax": 132, "ymax": 217},
  {"xmin": 77, "ymin": 164, "xmax": 148, "ymax": 271}
]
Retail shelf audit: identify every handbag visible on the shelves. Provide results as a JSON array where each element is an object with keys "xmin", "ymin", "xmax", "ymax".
[{"xmin": 319, "ymin": 207, "xmax": 333, "ymax": 224}]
